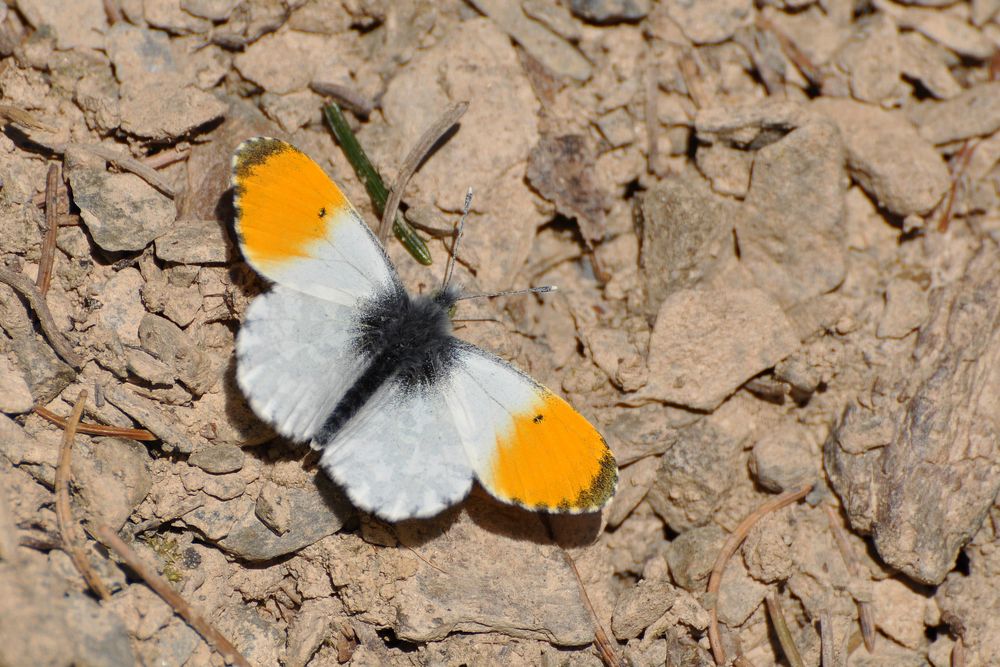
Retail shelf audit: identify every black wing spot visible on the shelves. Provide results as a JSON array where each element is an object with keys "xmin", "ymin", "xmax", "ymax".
[
  {"xmin": 318, "ymin": 206, "xmax": 326, "ymax": 218},
  {"xmin": 532, "ymin": 414, "xmax": 544, "ymax": 424}
]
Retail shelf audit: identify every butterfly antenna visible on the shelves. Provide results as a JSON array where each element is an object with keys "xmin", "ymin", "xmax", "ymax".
[
  {"xmin": 443, "ymin": 187, "xmax": 473, "ymax": 290},
  {"xmin": 455, "ymin": 285, "xmax": 557, "ymax": 301}
]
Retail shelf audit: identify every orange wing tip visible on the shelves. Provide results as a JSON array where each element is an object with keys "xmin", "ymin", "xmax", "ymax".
[
  {"xmin": 232, "ymin": 136, "xmax": 292, "ymax": 183},
  {"xmin": 570, "ymin": 448, "xmax": 618, "ymax": 511},
  {"xmin": 231, "ymin": 137, "xmax": 350, "ymax": 268},
  {"xmin": 531, "ymin": 448, "xmax": 618, "ymax": 514},
  {"xmin": 488, "ymin": 392, "xmax": 619, "ymax": 514}
]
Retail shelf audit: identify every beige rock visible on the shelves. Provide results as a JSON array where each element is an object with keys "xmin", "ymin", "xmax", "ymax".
[
  {"xmin": 138, "ymin": 314, "xmax": 216, "ymax": 395},
  {"xmin": 915, "ymin": 81, "xmax": 1000, "ymax": 144},
  {"xmin": 392, "ymin": 496, "xmax": 595, "ymax": 645},
  {"xmin": 144, "ymin": 0, "xmax": 212, "ymax": 34},
  {"xmin": 255, "ymin": 482, "xmax": 291, "ymax": 536},
  {"xmin": 814, "ymin": 98, "xmax": 949, "ymax": 216},
  {"xmin": 95, "ymin": 268, "xmax": 146, "ymax": 347},
  {"xmin": 937, "ymin": 570, "xmax": 1000, "ymax": 665},
  {"xmin": 646, "ymin": 400, "xmax": 751, "ymax": 531},
  {"xmin": 831, "ymin": 14, "xmax": 908, "ymax": 105},
  {"xmin": 637, "ymin": 173, "xmax": 738, "ymax": 320},
  {"xmin": 234, "ymin": 29, "xmax": 332, "ymax": 94},
  {"xmin": 284, "ymin": 598, "xmax": 341, "ymax": 667},
  {"xmin": 603, "ymin": 402, "xmax": 698, "ymax": 464},
  {"xmin": 899, "ymin": 31, "xmax": 962, "ymax": 99},
  {"xmin": 759, "ymin": 5, "xmax": 849, "ymax": 68},
  {"xmin": 0, "ymin": 355, "xmax": 34, "ymax": 414},
  {"xmin": 878, "ymin": 278, "xmax": 930, "ymax": 339},
  {"xmin": 666, "ymin": 524, "xmax": 726, "ymax": 591},
  {"xmin": 104, "ymin": 384, "xmax": 203, "ymax": 453},
  {"xmin": 750, "ymin": 423, "xmax": 817, "ymax": 492},
  {"xmin": 17, "ymin": 0, "xmax": 107, "ymax": 50},
  {"xmin": 259, "ymin": 89, "xmax": 324, "ymax": 133},
  {"xmin": 877, "ymin": 0, "xmax": 995, "ymax": 59},
  {"xmin": 522, "ymin": 0, "xmax": 582, "ymax": 40},
  {"xmin": 738, "ymin": 118, "xmax": 847, "ymax": 309},
  {"xmin": 66, "ymin": 150, "xmax": 175, "ymax": 253},
  {"xmin": 71, "ymin": 437, "xmax": 152, "ymax": 531},
  {"xmin": 666, "ymin": 0, "xmax": 752, "ymax": 44},
  {"xmin": 154, "ymin": 219, "xmax": 231, "ymax": 264},
  {"xmin": 695, "ymin": 142, "xmax": 752, "ymax": 197},
  {"xmin": 826, "ymin": 242, "xmax": 1000, "ymax": 584},
  {"xmin": 188, "ymin": 443, "xmax": 244, "ymax": 474},
  {"xmin": 125, "ymin": 348, "xmax": 177, "ymax": 386},
  {"xmin": 119, "ymin": 80, "xmax": 227, "ymax": 141},
  {"xmin": 611, "ymin": 577, "xmax": 676, "ymax": 639},
  {"xmin": 641, "ymin": 288, "xmax": 798, "ymax": 411},
  {"xmin": 873, "ymin": 578, "xmax": 930, "ymax": 649},
  {"xmin": 606, "ymin": 455, "xmax": 659, "ymax": 528},
  {"xmin": 75, "ymin": 69, "xmax": 121, "ymax": 133},
  {"xmin": 106, "ymin": 23, "xmax": 179, "ymax": 87},
  {"xmin": 467, "ymin": 0, "xmax": 591, "ymax": 81},
  {"xmin": 180, "ymin": 0, "xmax": 239, "ymax": 21},
  {"xmin": 716, "ymin": 558, "xmax": 767, "ymax": 627},
  {"xmin": 742, "ymin": 511, "xmax": 796, "ymax": 583}
]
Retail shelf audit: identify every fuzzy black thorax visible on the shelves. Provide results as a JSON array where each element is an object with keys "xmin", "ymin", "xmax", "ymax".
[
  {"xmin": 316, "ymin": 285, "xmax": 459, "ymax": 443},
  {"xmin": 353, "ymin": 285, "xmax": 459, "ymax": 386}
]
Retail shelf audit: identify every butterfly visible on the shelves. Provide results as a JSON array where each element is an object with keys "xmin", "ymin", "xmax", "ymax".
[{"xmin": 231, "ymin": 137, "xmax": 617, "ymax": 521}]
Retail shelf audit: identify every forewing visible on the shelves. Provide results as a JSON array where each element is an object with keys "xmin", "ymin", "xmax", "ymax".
[
  {"xmin": 232, "ymin": 136, "xmax": 399, "ymax": 305},
  {"xmin": 318, "ymin": 378, "xmax": 475, "ymax": 522},
  {"xmin": 444, "ymin": 344, "xmax": 617, "ymax": 513},
  {"xmin": 236, "ymin": 285, "xmax": 370, "ymax": 444}
]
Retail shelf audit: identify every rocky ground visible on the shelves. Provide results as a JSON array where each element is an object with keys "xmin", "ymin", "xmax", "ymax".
[{"xmin": 1, "ymin": 1, "xmax": 1000, "ymax": 666}]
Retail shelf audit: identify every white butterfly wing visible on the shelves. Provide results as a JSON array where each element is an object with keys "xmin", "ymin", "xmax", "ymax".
[
  {"xmin": 232, "ymin": 137, "xmax": 398, "ymax": 306},
  {"xmin": 236, "ymin": 285, "xmax": 371, "ymax": 444},
  {"xmin": 444, "ymin": 344, "xmax": 617, "ymax": 513},
  {"xmin": 318, "ymin": 378, "xmax": 474, "ymax": 522},
  {"xmin": 232, "ymin": 137, "xmax": 403, "ymax": 444}
]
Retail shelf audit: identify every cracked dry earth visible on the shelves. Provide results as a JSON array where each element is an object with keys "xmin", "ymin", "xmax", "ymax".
[{"xmin": 2, "ymin": 1, "xmax": 1000, "ymax": 666}]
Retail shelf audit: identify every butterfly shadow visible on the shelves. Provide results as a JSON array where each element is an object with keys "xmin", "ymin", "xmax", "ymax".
[{"xmin": 391, "ymin": 487, "xmax": 605, "ymax": 550}]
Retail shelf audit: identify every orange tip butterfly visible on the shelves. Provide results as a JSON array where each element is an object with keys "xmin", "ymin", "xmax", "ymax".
[{"xmin": 232, "ymin": 137, "xmax": 617, "ymax": 521}]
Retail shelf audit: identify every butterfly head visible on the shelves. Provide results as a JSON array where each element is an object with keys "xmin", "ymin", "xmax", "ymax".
[{"xmin": 433, "ymin": 283, "xmax": 461, "ymax": 320}]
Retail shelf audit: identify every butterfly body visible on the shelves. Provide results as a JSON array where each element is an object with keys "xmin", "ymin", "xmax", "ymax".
[
  {"xmin": 232, "ymin": 137, "xmax": 617, "ymax": 521},
  {"xmin": 315, "ymin": 285, "xmax": 459, "ymax": 444}
]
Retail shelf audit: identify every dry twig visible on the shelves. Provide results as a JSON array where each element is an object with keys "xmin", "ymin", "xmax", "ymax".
[
  {"xmin": 953, "ymin": 636, "xmax": 966, "ymax": 667},
  {"xmin": 678, "ymin": 51, "xmax": 710, "ymax": 109},
  {"xmin": 0, "ymin": 104, "xmax": 57, "ymax": 132},
  {"xmin": 708, "ymin": 484, "xmax": 813, "ymax": 666},
  {"xmin": 560, "ymin": 547, "xmax": 624, "ymax": 667},
  {"xmin": 378, "ymin": 102, "xmax": 469, "ymax": 244},
  {"xmin": 33, "ymin": 404, "xmax": 157, "ymax": 441},
  {"xmin": 103, "ymin": 0, "xmax": 123, "ymax": 23},
  {"xmin": 76, "ymin": 143, "xmax": 176, "ymax": 198},
  {"xmin": 310, "ymin": 81, "xmax": 375, "ymax": 118},
  {"xmin": 95, "ymin": 524, "xmax": 253, "ymax": 667},
  {"xmin": 820, "ymin": 612, "xmax": 844, "ymax": 667},
  {"xmin": 23, "ymin": 140, "xmax": 176, "ymax": 198},
  {"xmin": 36, "ymin": 164, "xmax": 61, "ymax": 295},
  {"xmin": 766, "ymin": 593, "xmax": 805, "ymax": 667},
  {"xmin": 54, "ymin": 391, "xmax": 111, "ymax": 600},
  {"xmin": 542, "ymin": 517, "xmax": 623, "ymax": 667},
  {"xmin": 0, "ymin": 267, "xmax": 83, "ymax": 369},
  {"xmin": 824, "ymin": 504, "xmax": 876, "ymax": 652},
  {"xmin": 936, "ymin": 141, "xmax": 974, "ymax": 233},
  {"xmin": 755, "ymin": 15, "xmax": 822, "ymax": 86},
  {"xmin": 142, "ymin": 145, "xmax": 191, "ymax": 170},
  {"xmin": 644, "ymin": 58, "xmax": 663, "ymax": 176}
]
